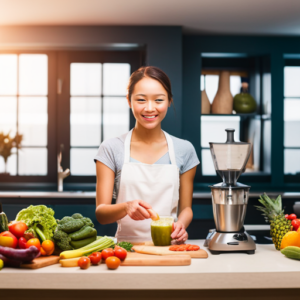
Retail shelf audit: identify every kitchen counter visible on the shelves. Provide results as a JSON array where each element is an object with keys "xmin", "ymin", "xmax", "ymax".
[{"xmin": 1, "ymin": 240, "xmax": 299, "ymax": 292}]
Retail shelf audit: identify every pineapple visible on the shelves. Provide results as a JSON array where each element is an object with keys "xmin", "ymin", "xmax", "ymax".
[{"xmin": 256, "ymin": 193, "xmax": 292, "ymax": 250}]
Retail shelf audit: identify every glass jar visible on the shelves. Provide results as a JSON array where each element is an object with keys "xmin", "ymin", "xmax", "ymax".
[{"xmin": 151, "ymin": 216, "xmax": 174, "ymax": 246}]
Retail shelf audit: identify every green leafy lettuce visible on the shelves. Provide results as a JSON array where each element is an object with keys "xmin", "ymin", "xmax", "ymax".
[{"xmin": 16, "ymin": 205, "xmax": 57, "ymax": 241}]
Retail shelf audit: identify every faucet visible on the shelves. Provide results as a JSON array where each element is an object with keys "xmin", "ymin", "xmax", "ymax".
[{"xmin": 57, "ymin": 151, "xmax": 70, "ymax": 192}]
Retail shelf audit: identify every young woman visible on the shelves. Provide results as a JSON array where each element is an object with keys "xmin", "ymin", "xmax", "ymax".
[{"xmin": 94, "ymin": 66, "xmax": 199, "ymax": 244}]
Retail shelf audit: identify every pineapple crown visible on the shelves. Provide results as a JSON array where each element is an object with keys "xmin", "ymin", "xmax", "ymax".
[{"xmin": 255, "ymin": 193, "xmax": 284, "ymax": 223}]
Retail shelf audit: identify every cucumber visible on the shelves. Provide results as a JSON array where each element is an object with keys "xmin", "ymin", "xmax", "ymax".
[
  {"xmin": 70, "ymin": 236, "xmax": 97, "ymax": 249},
  {"xmin": 69, "ymin": 226, "xmax": 97, "ymax": 241},
  {"xmin": 281, "ymin": 246, "xmax": 300, "ymax": 260},
  {"xmin": 0, "ymin": 203, "xmax": 8, "ymax": 233}
]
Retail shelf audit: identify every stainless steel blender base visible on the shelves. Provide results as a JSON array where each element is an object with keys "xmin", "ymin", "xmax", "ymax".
[{"xmin": 208, "ymin": 231, "xmax": 256, "ymax": 254}]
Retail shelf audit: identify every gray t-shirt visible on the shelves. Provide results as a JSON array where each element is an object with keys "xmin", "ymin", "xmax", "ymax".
[{"xmin": 94, "ymin": 132, "xmax": 200, "ymax": 199}]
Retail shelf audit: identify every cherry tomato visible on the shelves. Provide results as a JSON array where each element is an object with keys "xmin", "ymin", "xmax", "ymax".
[
  {"xmin": 88, "ymin": 252, "xmax": 102, "ymax": 265},
  {"xmin": 291, "ymin": 219, "xmax": 300, "ymax": 231},
  {"xmin": 114, "ymin": 247, "xmax": 127, "ymax": 261},
  {"xmin": 101, "ymin": 248, "xmax": 115, "ymax": 261},
  {"xmin": 8, "ymin": 221, "xmax": 28, "ymax": 238},
  {"xmin": 0, "ymin": 231, "xmax": 18, "ymax": 248},
  {"xmin": 78, "ymin": 257, "xmax": 91, "ymax": 269},
  {"xmin": 288, "ymin": 214, "xmax": 297, "ymax": 220},
  {"xmin": 41, "ymin": 240, "xmax": 55, "ymax": 255},
  {"xmin": 26, "ymin": 238, "xmax": 41, "ymax": 251},
  {"xmin": 18, "ymin": 237, "xmax": 27, "ymax": 249},
  {"xmin": 105, "ymin": 256, "xmax": 120, "ymax": 270},
  {"xmin": 285, "ymin": 214, "xmax": 289, "ymax": 219}
]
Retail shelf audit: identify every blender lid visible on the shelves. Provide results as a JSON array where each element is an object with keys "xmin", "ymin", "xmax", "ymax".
[{"xmin": 209, "ymin": 182, "xmax": 251, "ymax": 189}]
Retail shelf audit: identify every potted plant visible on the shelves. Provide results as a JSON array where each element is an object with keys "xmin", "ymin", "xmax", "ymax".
[{"xmin": 0, "ymin": 132, "xmax": 23, "ymax": 175}]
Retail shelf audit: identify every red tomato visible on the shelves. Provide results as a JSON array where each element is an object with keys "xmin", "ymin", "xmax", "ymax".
[
  {"xmin": 26, "ymin": 238, "xmax": 41, "ymax": 251},
  {"xmin": 114, "ymin": 247, "xmax": 127, "ymax": 261},
  {"xmin": 101, "ymin": 248, "xmax": 115, "ymax": 261},
  {"xmin": 0, "ymin": 231, "xmax": 18, "ymax": 248},
  {"xmin": 285, "ymin": 214, "xmax": 289, "ymax": 219},
  {"xmin": 8, "ymin": 221, "xmax": 28, "ymax": 238},
  {"xmin": 78, "ymin": 257, "xmax": 90, "ymax": 269},
  {"xmin": 105, "ymin": 256, "xmax": 120, "ymax": 270},
  {"xmin": 18, "ymin": 237, "xmax": 27, "ymax": 249},
  {"xmin": 288, "ymin": 214, "xmax": 297, "ymax": 220},
  {"xmin": 88, "ymin": 252, "xmax": 102, "ymax": 265},
  {"xmin": 291, "ymin": 219, "xmax": 300, "ymax": 231}
]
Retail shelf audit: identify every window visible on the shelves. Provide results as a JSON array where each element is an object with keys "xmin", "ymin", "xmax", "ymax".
[
  {"xmin": 284, "ymin": 66, "xmax": 300, "ymax": 175},
  {"xmin": 0, "ymin": 50, "xmax": 142, "ymax": 186},
  {"xmin": 70, "ymin": 63, "xmax": 130, "ymax": 176},
  {"xmin": 0, "ymin": 54, "xmax": 48, "ymax": 175}
]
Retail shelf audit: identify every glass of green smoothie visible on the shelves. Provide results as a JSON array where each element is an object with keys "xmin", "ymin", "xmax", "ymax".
[{"xmin": 151, "ymin": 216, "xmax": 174, "ymax": 246}]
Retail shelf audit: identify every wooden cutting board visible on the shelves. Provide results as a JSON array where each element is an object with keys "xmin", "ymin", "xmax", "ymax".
[
  {"xmin": 132, "ymin": 245, "xmax": 208, "ymax": 258},
  {"xmin": 21, "ymin": 256, "xmax": 60, "ymax": 269},
  {"xmin": 121, "ymin": 252, "xmax": 191, "ymax": 266}
]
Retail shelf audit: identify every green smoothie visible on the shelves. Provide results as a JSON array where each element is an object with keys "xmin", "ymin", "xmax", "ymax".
[{"xmin": 151, "ymin": 217, "xmax": 173, "ymax": 246}]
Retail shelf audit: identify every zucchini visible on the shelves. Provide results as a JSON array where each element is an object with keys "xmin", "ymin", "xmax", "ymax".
[
  {"xmin": 69, "ymin": 225, "xmax": 97, "ymax": 241},
  {"xmin": 281, "ymin": 246, "xmax": 300, "ymax": 260},
  {"xmin": 70, "ymin": 236, "xmax": 97, "ymax": 249},
  {"xmin": 0, "ymin": 203, "xmax": 8, "ymax": 233}
]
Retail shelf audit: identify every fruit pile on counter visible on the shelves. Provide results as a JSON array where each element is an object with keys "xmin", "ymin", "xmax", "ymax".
[{"xmin": 256, "ymin": 193, "xmax": 300, "ymax": 260}]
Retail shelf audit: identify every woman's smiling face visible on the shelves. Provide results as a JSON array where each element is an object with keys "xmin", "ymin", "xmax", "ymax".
[{"xmin": 128, "ymin": 76, "xmax": 171, "ymax": 129}]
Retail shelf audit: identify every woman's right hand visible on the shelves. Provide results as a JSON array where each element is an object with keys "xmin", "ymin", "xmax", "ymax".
[{"xmin": 125, "ymin": 200, "xmax": 152, "ymax": 220}]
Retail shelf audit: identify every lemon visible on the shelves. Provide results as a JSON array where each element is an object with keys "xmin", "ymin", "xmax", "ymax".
[{"xmin": 0, "ymin": 259, "xmax": 4, "ymax": 270}]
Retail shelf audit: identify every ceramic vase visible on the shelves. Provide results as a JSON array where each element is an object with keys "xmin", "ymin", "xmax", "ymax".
[
  {"xmin": 201, "ymin": 90, "xmax": 211, "ymax": 114},
  {"xmin": 211, "ymin": 71, "xmax": 233, "ymax": 114}
]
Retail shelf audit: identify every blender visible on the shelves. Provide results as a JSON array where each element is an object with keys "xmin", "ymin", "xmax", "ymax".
[{"xmin": 207, "ymin": 129, "xmax": 256, "ymax": 255}]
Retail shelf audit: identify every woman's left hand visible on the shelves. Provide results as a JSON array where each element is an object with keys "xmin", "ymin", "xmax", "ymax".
[{"xmin": 171, "ymin": 221, "xmax": 188, "ymax": 244}]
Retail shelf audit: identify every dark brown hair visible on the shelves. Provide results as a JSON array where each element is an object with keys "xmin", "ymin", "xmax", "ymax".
[{"xmin": 127, "ymin": 66, "xmax": 173, "ymax": 103}]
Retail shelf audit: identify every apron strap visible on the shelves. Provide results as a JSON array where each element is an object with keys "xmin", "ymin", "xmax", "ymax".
[
  {"xmin": 124, "ymin": 129, "xmax": 133, "ymax": 163},
  {"xmin": 162, "ymin": 131, "xmax": 177, "ymax": 166},
  {"xmin": 124, "ymin": 129, "xmax": 177, "ymax": 166}
]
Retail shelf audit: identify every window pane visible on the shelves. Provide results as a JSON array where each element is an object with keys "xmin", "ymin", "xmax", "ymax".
[
  {"xmin": 230, "ymin": 76, "xmax": 241, "ymax": 97},
  {"xmin": 284, "ymin": 67, "xmax": 300, "ymax": 97},
  {"xmin": 19, "ymin": 54, "xmax": 48, "ymax": 96},
  {"xmin": 103, "ymin": 63, "xmax": 130, "ymax": 96},
  {"xmin": 18, "ymin": 148, "xmax": 47, "ymax": 175},
  {"xmin": 103, "ymin": 97, "xmax": 129, "ymax": 141},
  {"xmin": 70, "ymin": 148, "xmax": 96, "ymax": 176},
  {"xmin": 70, "ymin": 63, "xmax": 101, "ymax": 96},
  {"xmin": 284, "ymin": 149, "xmax": 300, "ymax": 175},
  {"xmin": 70, "ymin": 97, "xmax": 101, "ymax": 147},
  {"xmin": 0, "ymin": 153, "xmax": 17, "ymax": 175},
  {"xmin": 205, "ymin": 75, "xmax": 219, "ymax": 104},
  {"xmin": 285, "ymin": 121, "xmax": 300, "ymax": 147},
  {"xmin": 201, "ymin": 116, "xmax": 241, "ymax": 147},
  {"xmin": 0, "ymin": 97, "xmax": 17, "ymax": 136},
  {"xmin": 284, "ymin": 99, "xmax": 300, "ymax": 121},
  {"xmin": 202, "ymin": 149, "xmax": 216, "ymax": 175},
  {"xmin": 0, "ymin": 55, "xmax": 17, "ymax": 95},
  {"xmin": 284, "ymin": 99, "xmax": 300, "ymax": 147},
  {"xmin": 19, "ymin": 97, "xmax": 48, "ymax": 146}
]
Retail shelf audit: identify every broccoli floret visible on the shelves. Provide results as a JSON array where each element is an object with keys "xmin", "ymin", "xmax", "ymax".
[
  {"xmin": 82, "ymin": 217, "xmax": 94, "ymax": 228},
  {"xmin": 58, "ymin": 218, "xmax": 85, "ymax": 233},
  {"xmin": 58, "ymin": 216, "xmax": 73, "ymax": 225},
  {"xmin": 53, "ymin": 229, "xmax": 73, "ymax": 251},
  {"xmin": 72, "ymin": 213, "xmax": 83, "ymax": 219}
]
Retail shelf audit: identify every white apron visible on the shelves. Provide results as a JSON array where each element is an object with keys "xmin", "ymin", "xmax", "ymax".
[{"xmin": 115, "ymin": 129, "xmax": 180, "ymax": 242}]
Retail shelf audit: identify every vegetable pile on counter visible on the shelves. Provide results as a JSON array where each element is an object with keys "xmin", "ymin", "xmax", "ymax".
[{"xmin": 53, "ymin": 213, "xmax": 97, "ymax": 251}]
